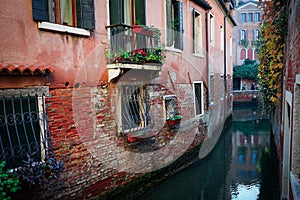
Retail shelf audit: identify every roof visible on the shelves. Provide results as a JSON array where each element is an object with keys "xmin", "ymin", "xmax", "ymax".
[
  {"xmin": 236, "ymin": 1, "xmax": 258, "ymax": 9},
  {"xmin": 0, "ymin": 65, "xmax": 55, "ymax": 75},
  {"xmin": 192, "ymin": 0, "xmax": 212, "ymax": 10}
]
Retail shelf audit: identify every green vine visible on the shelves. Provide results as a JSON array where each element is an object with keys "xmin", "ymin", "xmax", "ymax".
[
  {"xmin": 257, "ymin": 0, "xmax": 287, "ymax": 110},
  {"xmin": 0, "ymin": 161, "xmax": 21, "ymax": 200}
]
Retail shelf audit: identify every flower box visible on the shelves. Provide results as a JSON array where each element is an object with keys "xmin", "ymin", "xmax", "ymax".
[{"xmin": 132, "ymin": 25, "xmax": 153, "ymax": 36}]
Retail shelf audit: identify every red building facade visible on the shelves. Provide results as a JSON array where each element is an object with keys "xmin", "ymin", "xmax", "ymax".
[{"xmin": 0, "ymin": 0, "xmax": 235, "ymax": 199}]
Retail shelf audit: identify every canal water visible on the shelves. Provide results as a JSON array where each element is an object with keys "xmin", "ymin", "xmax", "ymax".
[{"xmin": 142, "ymin": 106, "xmax": 277, "ymax": 200}]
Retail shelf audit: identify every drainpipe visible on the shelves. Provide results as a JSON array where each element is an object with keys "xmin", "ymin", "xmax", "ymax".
[
  {"xmin": 206, "ymin": 10, "xmax": 210, "ymax": 109},
  {"xmin": 224, "ymin": 15, "xmax": 227, "ymax": 100}
]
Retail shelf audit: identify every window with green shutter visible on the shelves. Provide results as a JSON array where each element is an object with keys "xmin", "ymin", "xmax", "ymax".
[
  {"xmin": 166, "ymin": 0, "xmax": 183, "ymax": 50},
  {"xmin": 32, "ymin": 0, "xmax": 95, "ymax": 30},
  {"xmin": 109, "ymin": 0, "xmax": 146, "ymax": 25}
]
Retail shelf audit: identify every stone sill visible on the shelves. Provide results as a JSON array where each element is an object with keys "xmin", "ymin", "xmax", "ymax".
[{"xmin": 38, "ymin": 22, "xmax": 90, "ymax": 36}]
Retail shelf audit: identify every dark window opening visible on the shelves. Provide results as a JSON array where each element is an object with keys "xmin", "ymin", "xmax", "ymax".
[
  {"xmin": 32, "ymin": 0, "xmax": 95, "ymax": 30},
  {"xmin": 0, "ymin": 95, "xmax": 45, "ymax": 169},
  {"xmin": 166, "ymin": 0, "xmax": 183, "ymax": 49},
  {"xmin": 121, "ymin": 83, "xmax": 151, "ymax": 134}
]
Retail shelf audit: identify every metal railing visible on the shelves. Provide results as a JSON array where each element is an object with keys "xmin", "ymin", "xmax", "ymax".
[
  {"xmin": 0, "ymin": 95, "xmax": 53, "ymax": 169},
  {"xmin": 105, "ymin": 24, "xmax": 162, "ymax": 64}
]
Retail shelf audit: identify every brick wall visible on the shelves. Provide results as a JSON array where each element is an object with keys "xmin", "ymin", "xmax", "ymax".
[{"xmin": 17, "ymin": 80, "xmax": 212, "ymax": 199}]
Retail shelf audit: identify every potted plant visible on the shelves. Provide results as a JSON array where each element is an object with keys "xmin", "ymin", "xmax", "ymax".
[{"xmin": 166, "ymin": 115, "xmax": 182, "ymax": 126}]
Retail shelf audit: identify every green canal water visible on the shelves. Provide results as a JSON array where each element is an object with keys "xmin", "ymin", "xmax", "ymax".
[{"xmin": 142, "ymin": 106, "xmax": 278, "ymax": 200}]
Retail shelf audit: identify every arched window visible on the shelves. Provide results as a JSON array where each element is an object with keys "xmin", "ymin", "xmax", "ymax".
[
  {"xmin": 240, "ymin": 30, "xmax": 246, "ymax": 40},
  {"xmin": 254, "ymin": 29, "xmax": 260, "ymax": 40},
  {"xmin": 240, "ymin": 49, "xmax": 246, "ymax": 60},
  {"xmin": 248, "ymin": 49, "xmax": 253, "ymax": 60}
]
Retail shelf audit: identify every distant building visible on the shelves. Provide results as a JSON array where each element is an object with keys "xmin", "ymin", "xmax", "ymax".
[
  {"xmin": 232, "ymin": 0, "xmax": 262, "ymax": 90},
  {"xmin": 233, "ymin": 0, "xmax": 262, "ymax": 66}
]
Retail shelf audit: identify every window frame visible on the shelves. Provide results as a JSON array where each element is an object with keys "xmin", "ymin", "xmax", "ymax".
[
  {"xmin": 32, "ymin": 0, "xmax": 95, "ymax": 36},
  {"xmin": 210, "ymin": 13, "xmax": 215, "ymax": 46},
  {"xmin": 163, "ymin": 95, "xmax": 180, "ymax": 121},
  {"xmin": 254, "ymin": 29, "xmax": 260, "ymax": 40},
  {"xmin": 220, "ymin": 25, "xmax": 224, "ymax": 51},
  {"xmin": 241, "ymin": 13, "xmax": 247, "ymax": 23},
  {"xmin": 193, "ymin": 81, "xmax": 204, "ymax": 116},
  {"xmin": 193, "ymin": 9, "xmax": 203, "ymax": 56},
  {"xmin": 166, "ymin": 0, "xmax": 183, "ymax": 50},
  {"xmin": 254, "ymin": 12, "xmax": 260, "ymax": 22},
  {"xmin": 240, "ymin": 30, "xmax": 246, "ymax": 40},
  {"xmin": 248, "ymin": 13, "xmax": 253, "ymax": 22},
  {"xmin": 0, "ymin": 89, "xmax": 49, "ymax": 170},
  {"xmin": 118, "ymin": 82, "xmax": 152, "ymax": 134},
  {"xmin": 109, "ymin": 0, "xmax": 146, "ymax": 26}
]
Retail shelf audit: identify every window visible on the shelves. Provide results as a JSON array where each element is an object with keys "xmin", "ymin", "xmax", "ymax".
[
  {"xmin": 0, "ymin": 95, "xmax": 47, "ymax": 169},
  {"xmin": 109, "ymin": 0, "xmax": 146, "ymax": 25},
  {"xmin": 32, "ymin": 0, "xmax": 95, "ymax": 30},
  {"xmin": 210, "ymin": 14, "xmax": 215, "ymax": 45},
  {"xmin": 248, "ymin": 13, "xmax": 253, "ymax": 22},
  {"xmin": 241, "ymin": 13, "xmax": 247, "ymax": 22},
  {"xmin": 193, "ymin": 9, "xmax": 203, "ymax": 55},
  {"xmin": 254, "ymin": 12, "xmax": 260, "ymax": 22},
  {"xmin": 230, "ymin": 36, "xmax": 232, "ymax": 57},
  {"xmin": 248, "ymin": 48, "xmax": 253, "ymax": 60},
  {"xmin": 120, "ymin": 83, "xmax": 151, "ymax": 134},
  {"xmin": 254, "ymin": 29, "xmax": 260, "ymax": 40},
  {"xmin": 164, "ymin": 95, "xmax": 180, "ymax": 120},
  {"xmin": 240, "ymin": 49, "xmax": 246, "ymax": 60},
  {"xmin": 166, "ymin": 0, "xmax": 183, "ymax": 50},
  {"xmin": 240, "ymin": 30, "xmax": 246, "ymax": 40},
  {"xmin": 220, "ymin": 25, "xmax": 224, "ymax": 51},
  {"xmin": 193, "ymin": 81, "xmax": 204, "ymax": 116}
]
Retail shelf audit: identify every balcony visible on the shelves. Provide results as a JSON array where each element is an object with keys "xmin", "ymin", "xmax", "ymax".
[{"xmin": 105, "ymin": 24, "xmax": 164, "ymax": 81}]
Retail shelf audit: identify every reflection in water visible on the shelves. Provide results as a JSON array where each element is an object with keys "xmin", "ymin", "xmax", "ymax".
[
  {"xmin": 230, "ymin": 119, "xmax": 270, "ymax": 200},
  {"xmin": 142, "ymin": 107, "xmax": 274, "ymax": 200}
]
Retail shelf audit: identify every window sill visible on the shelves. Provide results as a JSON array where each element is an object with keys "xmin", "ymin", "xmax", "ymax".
[
  {"xmin": 165, "ymin": 46, "xmax": 183, "ymax": 53},
  {"xmin": 193, "ymin": 53, "xmax": 204, "ymax": 58},
  {"xmin": 38, "ymin": 22, "xmax": 90, "ymax": 37}
]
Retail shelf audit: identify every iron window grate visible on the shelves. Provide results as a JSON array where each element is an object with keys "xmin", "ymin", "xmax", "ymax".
[
  {"xmin": 0, "ymin": 94, "xmax": 48, "ymax": 169},
  {"xmin": 121, "ymin": 83, "xmax": 151, "ymax": 134}
]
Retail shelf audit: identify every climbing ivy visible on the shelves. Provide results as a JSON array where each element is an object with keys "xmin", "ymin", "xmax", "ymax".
[{"xmin": 257, "ymin": 0, "xmax": 287, "ymax": 110}]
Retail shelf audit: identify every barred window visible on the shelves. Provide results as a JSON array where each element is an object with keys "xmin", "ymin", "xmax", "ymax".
[
  {"xmin": 121, "ymin": 83, "xmax": 151, "ymax": 134},
  {"xmin": 0, "ymin": 95, "xmax": 47, "ymax": 169}
]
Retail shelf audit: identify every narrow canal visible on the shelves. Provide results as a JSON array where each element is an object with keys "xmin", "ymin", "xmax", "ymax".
[{"xmin": 141, "ymin": 106, "xmax": 278, "ymax": 200}]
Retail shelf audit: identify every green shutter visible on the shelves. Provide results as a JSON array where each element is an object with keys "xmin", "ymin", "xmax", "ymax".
[
  {"xmin": 192, "ymin": 9, "xmax": 195, "ymax": 53},
  {"xmin": 174, "ymin": 1, "xmax": 183, "ymax": 50},
  {"xmin": 166, "ymin": 0, "xmax": 173, "ymax": 46},
  {"xmin": 32, "ymin": 0, "xmax": 48, "ymax": 21},
  {"xmin": 109, "ymin": 0, "xmax": 123, "ymax": 25},
  {"xmin": 135, "ymin": 0, "xmax": 146, "ymax": 25},
  {"xmin": 76, "ymin": 0, "xmax": 95, "ymax": 30}
]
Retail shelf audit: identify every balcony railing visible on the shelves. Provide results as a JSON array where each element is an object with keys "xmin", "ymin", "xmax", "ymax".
[{"xmin": 105, "ymin": 24, "xmax": 163, "ymax": 65}]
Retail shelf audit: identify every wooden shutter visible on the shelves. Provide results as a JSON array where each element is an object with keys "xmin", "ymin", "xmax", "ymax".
[
  {"xmin": 135, "ymin": 0, "xmax": 146, "ymax": 25},
  {"xmin": 192, "ymin": 9, "xmax": 195, "ymax": 53},
  {"xmin": 76, "ymin": 0, "xmax": 95, "ymax": 30},
  {"xmin": 32, "ymin": 0, "xmax": 49, "ymax": 21},
  {"xmin": 166, "ymin": 0, "xmax": 173, "ymax": 46},
  {"xmin": 109, "ymin": 0, "xmax": 123, "ymax": 25},
  {"xmin": 174, "ymin": 1, "xmax": 183, "ymax": 50}
]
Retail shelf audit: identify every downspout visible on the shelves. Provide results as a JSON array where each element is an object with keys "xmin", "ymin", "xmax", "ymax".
[
  {"xmin": 206, "ymin": 10, "xmax": 210, "ymax": 109},
  {"xmin": 224, "ymin": 15, "xmax": 227, "ymax": 100}
]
